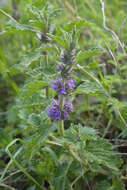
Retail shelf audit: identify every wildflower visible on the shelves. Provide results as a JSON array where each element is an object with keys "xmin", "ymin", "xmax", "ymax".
[
  {"xmin": 51, "ymin": 78, "xmax": 76, "ymax": 95},
  {"xmin": 66, "ymin": 78, "xmax": 76, "ymax": 91},
  {"xmin": 48, "ymin": 101, "xmax": 62, "ymax": 120},
  {"xmin": 51, "ymin": 78, "xmax": 67, "ymax": 95},
  {"xmin": 64, "ymin": 99, "xmax": 74, "ymax": 112},
  {"xmin": 62, "ymin": 99, "xmax": 74, "ymax": 119},
  {"xmin": 61, "ymin": 84, "xmax": 67, "ymax": 95},
  {"xmin": 48, "ymin": 99, "xmax": 74, "ymax": 120},
  {"xmin": 49, "ymin": 41, "xmax": 76, "ymax": 121}
]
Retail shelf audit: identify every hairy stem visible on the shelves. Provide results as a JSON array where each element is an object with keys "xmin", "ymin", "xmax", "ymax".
[
  {"xmin": 59, "ymin": 95, "xmax": 64, "ymax": 136},
  {"xmin": 45, "ymin": 52, "xmax": 49, "ymax": 98},
  {"xmin": 59, "ymin": 120, "xmax": 64, "ymax": 136}
]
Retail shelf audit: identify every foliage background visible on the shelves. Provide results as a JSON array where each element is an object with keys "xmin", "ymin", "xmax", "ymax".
[{"xmin": 0, "ymin": 0, "xmax": 127, "ymax": 189}]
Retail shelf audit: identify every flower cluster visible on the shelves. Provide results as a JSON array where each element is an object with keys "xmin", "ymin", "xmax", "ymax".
[
  {"xmin": 48, "ymin": 99, "xmax": 74, "ymax": 120},
  {"xmin": 60, "ymin": 42, "xmax": 76, "ymax": 78},
  {"xmin": 48, "ymin": 41, "xmax": 76, "ymax": 121},
  {"xmin": 51, "ymin": 78, "xmax": 76, "ymax": 95}
]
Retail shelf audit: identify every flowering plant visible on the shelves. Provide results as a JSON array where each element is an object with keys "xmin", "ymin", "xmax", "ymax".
[
  {"xmin": 0, "ymin": 1, "xmax": 126, "ymax": 189},
  {"xmin": 48, "ymin": 41, "xmax": 77, "ymax": 136}
]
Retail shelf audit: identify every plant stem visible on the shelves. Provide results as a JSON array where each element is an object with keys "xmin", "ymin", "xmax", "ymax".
[
  {"xmin": 59, "ymin": 94, "xmax": 64, "ymax": 110},
  {"xmin": 45, "ymin": 52, "xmax": 48, "ymax": 67},
  {"xmin": 59, "ymin": 95, "xmax": 64, "ymax": 136},
  {"xmin": 45, "ymin": 52, "xmax": 49, "ymax": 98},
  {"xmin": 102, "ymin": 116, "xmax": 112, "ymax": 138},
  {"xmin": 86, "ymin": 94, "xmax": 90, "ymax": 117},
  {"xmin": 59, "ymin": 120, "xmax": 64, "ymax": 136}
]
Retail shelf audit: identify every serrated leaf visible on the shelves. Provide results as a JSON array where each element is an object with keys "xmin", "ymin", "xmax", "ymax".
[
  {"xmin": 47, "ymin": 33, "xmax": 68, "ymax": 49},
  {"xmin": 27, "ymin": 5, "xmax": 43, "ymax": 20},
  {"xmin": 23, "ymin": 81, "xmax": 48, "ymax": 100},
  {"xmin": 77, "ymin": 49, "xmax": 102, "ymax": 62},
  {"xmin": 19, "ymin": 51, "xmax": 42, "ymax": 68},
  {"xmin": 85, "ymin": 138, "xmax": 121, "ymax": 171},
  {"xmin": 63, "ymin": 20, "xmax": 95, "ymax": 32},
  {"xmin": 24, "ymin": 122, "xmax": 58, "ymax": 161},
  {"xmin": 5, "ymin": 18, "xmax": 38, "ymax": 33},
  {"xmin": 63, "ymin": 124, "xmax": 120, "ymax": 172},
  {"xmin": 18, "ymin": 109, "xmax": 29, "ymax": 121},
  {"xmin": 7, "ymin": 19, "xmax": 29, "ymax": 31},
  {"xmin": 65, "ymin": 124, "xmax": 97, "ymax": 142},
  {"xmin": 75, "ymin": 80, "xmax": 103, "ymax": 95},
  {"xmin": 27, "ymin": 113, "xmax": 41, "ymax": 127}
]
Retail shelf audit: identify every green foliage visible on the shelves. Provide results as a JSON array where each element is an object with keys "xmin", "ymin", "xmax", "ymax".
[
  {"xmin": 0, "ymin": 0, "xmax": 127, "ymax": 189},
  {"xmin": 77, "ymin": 49, "xmax": 102, "ymax": 63}
]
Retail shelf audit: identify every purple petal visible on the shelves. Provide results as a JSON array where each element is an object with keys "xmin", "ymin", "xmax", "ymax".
[{"xmin": 60, "ymin": 84, "xmax": 67, "ymax": 95}]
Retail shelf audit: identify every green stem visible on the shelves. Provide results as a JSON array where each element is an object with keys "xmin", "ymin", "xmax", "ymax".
[
  {"xmin": 59, "ymin": 95, "xmax": 64, "ymax": 136},
  {"xmin": 59, "ymin": 95, "xmax": 64, "ymax": 110},
  {"xmin": 46, "ymin": 87, "xmax": 49, "ymax": 98},
  {"xmin": 102, "ymin": 116, "xmax": 112, "ymax": 138},
  {"xmin": 45, "ymin": 52, "xmax": 49, "ymax": 99},
  {"xmin": 59, "ymin": 120, "xmax": 64, "ymax": 136},
  {"xmin": 86, "ymin": 94, "xmax": 90, "ymax": 117}
]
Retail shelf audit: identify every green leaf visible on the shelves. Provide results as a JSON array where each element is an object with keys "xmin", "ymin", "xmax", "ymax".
[
  {"xmin": 111, "ymin": 177, "xmax": 126, "ymax": 190},
  {"xmin": 27, "ymin": 111, "xmax": 49, "ymax": 128},
  {"xmin": 54, "ymin": 161, "xmax": 72, "ymax": 190},
  {"xmin": 27, "ymin": 113, "xmax": 41, "ymax": 127},
  {"xmin": 75, "ymin": 80, "xmax": 103, "ymax": 95},
  {"xmin": 0, "ymin": 8, "xmax": 38, "ymax": 33},
  {"xmin": 0, "ymin": 52, "xmax": 21, "ymax": 95},
  {"xmin": 63, "ymin": 20, "xmax": 96, "ymax": 32},
  {"xmin": 96, "ymin": 180, "xmax": 111, "ymax": 190},
  {"xmin": 24, "ymin": 122, "xmax": 58, "ymax": 161},
  {"xmin": 19, "ymin": 51, "xmax": 42, "ymax": 68},
  {"xmin": 85, "ymin": 138, "xmax": 121, "ymax": 171},
  {"xmin": 7, "ymin": 19, "xmax": 32, "ymax": 31},
  {"xmin": 27, "ymin": 186, "xmax": 36, "ymax": 190},
  {"xmin": 23, "ymin": 81, "xmax": 48, "ymax": 100},
  {"xmin": 65, "ymin": 124, "xmax": 97, "ymax": 142},
  {"xmin": 47, "ymin": 33, "xmax": 69, "ymax": 49},
  {"xmin": 43, "ymin": 147, "xmax": 59, "ymax": 166},
  {"xmin": 62, "ymin": 124, "xmax": 121, "ymax": 172},
  {"xmin": 77, "ymin": 49, "xmax": 102, "ymax": 63}
]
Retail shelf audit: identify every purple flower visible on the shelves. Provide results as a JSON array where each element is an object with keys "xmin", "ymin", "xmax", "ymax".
[
  {"xmin": 51, "ymin": 78, "xmax": 76, "ymax": 95},
  {"xmin": 48, "ymin": 99, "xmax": 74, "ymax": 120},
  {"xmin": 48, "ymin": 101, "xmax": 62, "ymax": 120},
  {"xmin": 52, "ymin": 78, "xmax": 62, "ymax": 91},
  {"xmin": 61, "ymin": 84, "xmax": 67, "ymax": 95},
  {"xmin": 63, "ymin": 100, "xmax": 74, "ymax": 119},
  {"xmin": 51, "ymin": 78, "xmax": 67, "ymax": 95},
  {"xmin": 63, "ymin": 110, "xmax": 69, "ymax": 119},
  {"xmin": 66, "ymin": 78, "xmax": 76, "ymax": 91},
  {"xmin": 64, "ymin": 99, "xmax": 74, "ymax": 112}
]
